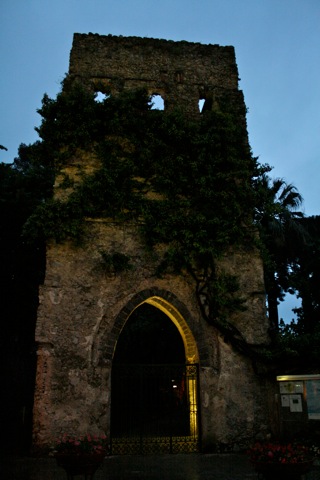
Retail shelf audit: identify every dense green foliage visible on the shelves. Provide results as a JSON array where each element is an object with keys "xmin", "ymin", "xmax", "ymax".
[
  {"xmin": 289, "ymin": 216, "xmax": 320, "ymax": 335},
  {"xmin": 276, "ymin": 216, "xmax": 320, "ymax": 370},
  {"xmin": 254, "ymin": 177, "xmax": 320, "ymax": 371},
  {"xmin": 26, "ymin": 83, "xmax": 258, "ymax": 257},
  {"xmin": 253, "ymin": 174, "xmax": 305, "ymax": 331},
  {"xmin": 23, "ymin": 82, "xmax": 262, "ymax": 345}
]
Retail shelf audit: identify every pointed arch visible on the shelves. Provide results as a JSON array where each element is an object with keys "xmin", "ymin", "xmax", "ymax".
[
  {"xmin": 100, "ymin": 288, "xmax": 207, "ymax": 365},
  {"xmin": 109, "ymin": 288, "xmax": 201, "ymax": 452},
  {"xmin": 143, "ymin": 296, "xmax": 198, "ymax": 363}
]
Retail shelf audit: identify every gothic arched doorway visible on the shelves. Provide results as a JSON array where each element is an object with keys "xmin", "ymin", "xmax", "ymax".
[{"xmin": 111, "ymin": 301, "xmax": 200, "ymax": 454}]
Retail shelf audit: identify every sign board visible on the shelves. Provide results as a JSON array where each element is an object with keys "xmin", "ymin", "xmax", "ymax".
[{"xmin": 277, "ymin": 375, "xmax": 320, "ymax": 419}]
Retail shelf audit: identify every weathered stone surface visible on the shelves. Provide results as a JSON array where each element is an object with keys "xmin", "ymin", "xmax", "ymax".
[
  {"xmin": 69, "ymin": 33, "xmax": 240, "ymax": 116},
  {"xmin": 32, "ymin": 34, "xmax": 274, "ymax": 452}
]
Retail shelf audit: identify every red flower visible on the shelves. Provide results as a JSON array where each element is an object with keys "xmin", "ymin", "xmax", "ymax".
[
  {"xmin": 53, "ymin": 433, "xmax": 109, "ymax": 455},
  {"xmin": 248, "ymin": 442, "xmax": 312, "ymax": 465}
]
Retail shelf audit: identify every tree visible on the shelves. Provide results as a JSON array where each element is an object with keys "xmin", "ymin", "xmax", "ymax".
[
  {"xmin": 0, "ymin": 144, "xmax": 54, "ymax": 452},
  {"xmin": 254, "ymin": 174, "xmax": 306, "ymax": 332},
  {"xmin": 278, "ymin": 218, "xmax": 320, "ymax": 370},
  {"xmin": 289, "ymin": 216, "xmax": 320, "ymax": 335}
]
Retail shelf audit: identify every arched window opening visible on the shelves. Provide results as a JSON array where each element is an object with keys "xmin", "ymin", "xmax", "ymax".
[{"xmin": 150, "ymin": 94, "xmax": 165, "ymax": 111}]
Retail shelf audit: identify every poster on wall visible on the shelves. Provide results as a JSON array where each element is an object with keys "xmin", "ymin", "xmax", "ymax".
[
  {"xmin": 279, "ymin": 382, "xmax": 303, "ymax": 394},
  {"xmin": 281, "ymin": 395, "xmax": 290, "ymax": 407},
  {"xmin": 289, "ymin": 394, "xmax": 303, "ymax": 412}
]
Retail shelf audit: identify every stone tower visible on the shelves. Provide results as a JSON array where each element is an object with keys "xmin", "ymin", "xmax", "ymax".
[{"xmin": 32, "ymin": 34, "xmax": 272, "ymax": 453}]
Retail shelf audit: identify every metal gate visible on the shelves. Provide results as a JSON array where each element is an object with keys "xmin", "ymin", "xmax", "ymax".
[{"xmin": 111, "ymin": 363, "xmax": 200, "ymax": 454}]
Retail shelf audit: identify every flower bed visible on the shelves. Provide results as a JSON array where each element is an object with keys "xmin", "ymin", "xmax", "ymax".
[
  {"xmin": 247, "ymin": 442, "xmax": 314, "ymax": 480},
  {"xmin": 53, "ymin": 434, "xmax": 109, "ymax": 479},
  {"xmin": 53, "ymin": 433, "xmax": 109, "ymax": 456},
  {"xmin": 248, "ymin": 441, "xmax": 312, "ymax": 464}
]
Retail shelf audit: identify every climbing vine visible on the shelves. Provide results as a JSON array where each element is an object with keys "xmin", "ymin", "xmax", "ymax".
[
  {"xmin": 24, "ymin": 79, "xmax": 272, "ymax": 364},
  {"xmin": 99, "ymin": 251, "xmax": 133, "ymax": 274}
]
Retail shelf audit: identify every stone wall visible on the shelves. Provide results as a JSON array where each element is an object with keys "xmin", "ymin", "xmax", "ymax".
[
  {"xmin": 33, "ymin": 221, "xmax": 270, "ymax": 450},
  {"xmin": 69, "ymin": 33, "xmax": 242, "ymax": 116},
  {"xmin": 32, "ymin": 34, "xmax": 273, "ymax": 452}
]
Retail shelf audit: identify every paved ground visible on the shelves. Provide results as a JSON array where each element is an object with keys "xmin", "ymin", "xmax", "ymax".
[{"xmin": 1, "ymin": 454, "xmax": 320, "ymax": 480}]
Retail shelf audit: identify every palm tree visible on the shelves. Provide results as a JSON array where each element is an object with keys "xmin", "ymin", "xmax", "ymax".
[{"xmin": 254, "ymin": 174, "xmax": 305, "ymax": 332}]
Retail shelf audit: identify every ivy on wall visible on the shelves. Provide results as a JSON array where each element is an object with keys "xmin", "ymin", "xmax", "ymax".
[{"xmin": 24, "ymin": 79, "xmax": 272, "ymax": 365}]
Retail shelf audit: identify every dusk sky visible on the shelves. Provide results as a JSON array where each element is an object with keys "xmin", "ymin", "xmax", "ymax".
[{"xmin": 1, "ymin": 0, "xmax": 319, "ymax": 320}]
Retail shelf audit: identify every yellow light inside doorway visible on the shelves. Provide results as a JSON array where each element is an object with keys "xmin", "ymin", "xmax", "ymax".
[{"xmin": 188, "ymin": 376, "xmax": 198, "ymax": 436}]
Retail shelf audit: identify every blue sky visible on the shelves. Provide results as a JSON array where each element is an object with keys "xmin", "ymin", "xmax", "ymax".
[{"xmin": 1, "ymin": 0, "xmax": 319, "ymax": 321}]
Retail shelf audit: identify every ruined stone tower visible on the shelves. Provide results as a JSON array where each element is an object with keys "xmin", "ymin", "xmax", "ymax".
[{"xmin": 32, "ymin": 33, "xmax": 272, "ymax": 453}]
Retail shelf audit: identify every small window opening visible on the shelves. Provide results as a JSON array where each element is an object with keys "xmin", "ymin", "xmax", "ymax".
[
  {"xmin": 95, "ymin": 91, "xmax": 110, "ymax": 103},
  {"xmin": 199, "ymin": 97, "xmax": 213, "ymax": 113},
  {"xmin": 150, "ymin": 94, "xmax": 165, "ymax": 110},
  {"xmin": 198, "ymin": 99, "xmax": 205, "ymax": 113}
]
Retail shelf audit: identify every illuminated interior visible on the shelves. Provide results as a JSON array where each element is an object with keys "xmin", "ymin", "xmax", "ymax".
[
  {"xmin": 142, "ymin": 297, "xmax": 199, "ymax": 436},
  {"xmin": 112, "ymin": 296, "xmax": 200, "ymax": 447}
]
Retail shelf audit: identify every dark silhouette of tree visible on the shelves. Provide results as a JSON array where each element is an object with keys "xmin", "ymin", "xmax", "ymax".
[
  {"xmin": 289, "ymin": 216, "xmax": 320, "ymax": 335},
  {"xmin": 278, "ymin": 216, "xmax": 320, "ymax": 371},
  {"xmin": 0, "ymin": 145, "xmax": 54, "ymax": 453},
  {"xmin": 254, "ymin": 174, "xmax": 306, "ymax": 332}
]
